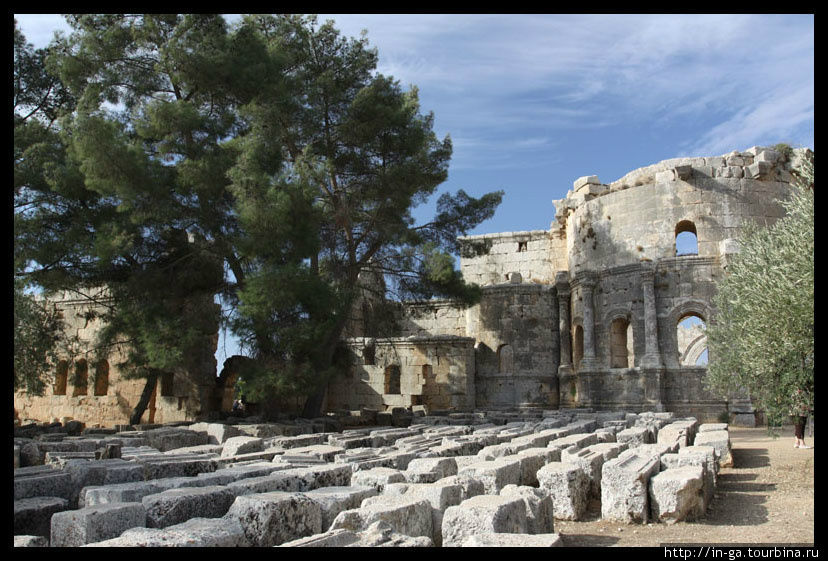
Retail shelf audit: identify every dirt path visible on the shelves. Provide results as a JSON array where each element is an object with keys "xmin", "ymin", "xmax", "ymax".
[{"xmin": 555, "ymin": 425, "xmax": 815, "ymax": 547}]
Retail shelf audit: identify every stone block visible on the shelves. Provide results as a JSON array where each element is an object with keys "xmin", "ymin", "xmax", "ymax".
[
  {"xmin": 278, "ymin": 528, "xmax": 362, "ymax": 547},
  {"xmin": 536, "ymin": 462, "xmax": 589, "ymax": 520},
  {"xmin": 304, "ymin": 485, "xmax": 379, "ymax": 531},
  {"xmin": 13, "ymin": 535, "xmax": 49, "ymax": 547},
  {"xmin": 441, "ymin": 494, "xmax": 528, "ymax": 547},
  {"xmin": 14, "ymin": 496, "xmax": 69, "ymax": 539},
  {"xmin": 616, "ymin": 426, "xmax": 653, "ymax": 446},
  {"xmin": 351, "ymin": 467, "xmax": 406, "ymax": 492},
  {"xmin": 560, "ymin": 445, "xmax": 607, "ymax": 499},
  {"xmin": 438, "ymin": 474, "xmax": 486, "ymax": 501},
  {"xmin": 601, "ymin": 450, "xmax": 661, "ymax": 523},
  {"xmin": 50, "ymin": 502, "xmax": 146, "ymax": 546},
  {"xmin": 224, "ymin": 491, "xmax": 322, "ymax": 547},
  {"xmin": 499, "ymin": 484, "xmax": 555, "ymax": 534},
  {"xmin": 649, "ymin": 465, "xmax": 705, "ymax": 523},
  {"xmin": 573, "ymin": 175, "xmax": 601, "ymax": 191},
  {"xmin": 85, "ymin": 516, "xmax": 251, "ymax": 547},
  {"xmin": 331, "ymin": 494, "xmax": 433, "ymax": 541},
  {"xmin": 462, "ymin": 533, "xmax": 563, "ymax": 547},
  {"xmin": 187, "ymin": 422, "xmax": 243, "ymax": 444},
  {"xmin": 457, "ymin": 457, "xmax": 521, "ymax": 495},
  {"xmin": 693, "ymin": 430, "xmax": 732, "ymax": 467},
  {"xmin": 80, "ymin": 481, "xmax": 165, "ymax": 508},
  {"xmin": 405, "ymin": 457, "xmax": 458, "ymax": 483},
  {"xmin": 514, "ymin": 447, "xmax": 557, "ymax": 486},
  {"xmin": 14, "ymin": 470, "xmax": 72, "ymax": 501},
  {"xmin": 142, "ymin": 485, "xmax": 237, "ymax": 528},
  {"xmin": 221, "ymin": 435, "xmax": 264, "ymax": 457}
]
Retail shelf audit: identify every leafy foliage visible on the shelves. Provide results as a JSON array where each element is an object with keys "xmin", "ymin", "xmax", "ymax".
[
  {"xmin": 14, "ymin": 15, "xmax": 503, "ymax": 418},
  {"xmin": 705, "ymin": 155, "xmax": 814, "ymax": 424}
]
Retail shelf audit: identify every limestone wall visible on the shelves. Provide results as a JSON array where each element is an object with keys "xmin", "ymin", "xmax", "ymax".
[
  {"xmin": 329, "ymin": 337, "xmax": 476, "ymax": 412},
  {"xmin": 14, "ymin": 291, "xmax": 218, "ymax": 427},
  {"xmin": 555, "ymin": 147, "xmax": 800, "ymax": 274},
  {"xmin": 458, "ymin": 229, "xmax": 567, "ymax": 286}
]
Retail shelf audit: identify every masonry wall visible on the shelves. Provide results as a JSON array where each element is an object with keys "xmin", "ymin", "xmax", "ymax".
[
  {"xmin": 14, "ymin": 291, "xmax": 219, "ymax": 427},
  {"xmin": 328, "ymin": 337, "xmax": 476, "ymax": 412}
]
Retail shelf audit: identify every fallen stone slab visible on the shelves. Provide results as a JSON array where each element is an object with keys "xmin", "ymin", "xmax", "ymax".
[
  {"xmin": 536, "ymin": 462, "xmax": 589, "ymax": 520},
  {"xmin": 221, "ymin": 435, "xmax": 264, "ymax": 457},
  {"xmin": 142, "ymin": 485, "xmax": 237, "ymax": 528},
  {"xmin": 226, "ymin": 491, "xmax": 323, "ymax": 547},
  {"xmin": 13, "ymin": 535, "xmax": 49, "ymax": 547},
  {"xmin": 515, "ymin": 447, "xmax": 560, "ymax": 485},
  {"xmin": 351, "ymin": 467, "xmax": 406, "ymax": 492},
  {"xmin": 50, "ymin": 502, "xmax": 146, "ymax": 546},
  {"xmin": 304, "ymin": 485, "xmax": 379, "ymax": 531},
  {"xmin": 457, "ymin": 457, "xmax": 521, "ymax": 495},
  {"xmin": 693, "ymin": 430, "xmax": 733, "ymax": 467},
  {"xmin": 461, "ymin": 533, "xmax": 563, "ymax": 547},
  {"xmin": 601, "ymin": 449, "xmax": 661, "ymax": 523},
  {"xmin": 441, "ymin": 494, "xmax": 528, "ymax": 547},
  {"xmin": 331, "ymin": 494, "xmax": 434, "ymax": 542},
  {"xmin": 281, "ymin": 444, "xmax": 345, "ymax": 463},
  {"xmin": 616, "ymin": 426, "xmax": 653, "ymax": 446},
  {"xmin": 437, "ymin": 474, "xmax": 486, "ymax": 501},
  {"xmin": 85, "ymin": 516, "xmax": 251, "ymax": 547},
  {"xmin": 278, "ymin": 528, "xmax": 362, "ymax": 547},
  {"xmin": 186, "ymin": 422, "xmax": 243, "ymax": 444},
  {"xmin": 14, "ymin": 469, "xmax": 73, "ymax": 501},
  {"xmin": 138, "ymin": 455, "xmax": 219, "ymax": 480},
  {"xmin": 384, "ymin": 481, "xmax": 464, "ymax": 546},
  {"xmin": 405, "ymin": 457, "xmax": 458, "ymax": 483},
  {"xmin": 14, "ymin": 496, "xmax": 69, "ymax": 539},
  {"xmin": 649, "ymin": 465, "xmax": 705, "ymax": 523},
  {"xmin": 80, "ymin": 480, "xmax": 165, "ymax": 508},
  {"xmin": 499, "ymin": 484, "xmax": 555, "ymax": 535}
]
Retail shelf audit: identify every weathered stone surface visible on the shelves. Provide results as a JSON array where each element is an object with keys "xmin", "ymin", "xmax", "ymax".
[
  {"xmin": 499, "ymin": 484, "xmax": 555, "ymax": 534},
  {"xmin": 305, "ymin": 485, "xmax": 379, "ymax": 531},
  {"xmin": 693, "ymin": 430, "xmax": 732, "ymax": 467},
  {"xmin": 14, "ymin": 469, "xmax": 73, "ymax": 501},
  {"xmin": 14, "ymin": 496, "xmax": 69, "ymax": 539},
  {"xmin": 462, "ymin": 533, "xmax": 563, "ymax": 547},
  {"xmin": 142, "ymin": 485, "xmax": 237, "ymax": 528},
  {"xmin": 405, "ymin": 457, "xmax": 458, "ymax": 483},
  {"xmin": 13, "ymin": 535, "xmax": 49, "ymax": 547},
  {"xmin": 226, "ymin": 491, "xmax": 323, "ymax": 547},
  {"xmin": 441, "ymin": 494, "xmax": 528, "ymax": 547},
  {"xmin": 221, "ymin": 435, "xmax": 264, "ymax": 457},
  {"xmin": 457, "ymin": 457, "xmax": 521, "ymax": 494},
  {"xmin": 50, "ymin": 502, "xmax": 146, "ymax": 546},
  {"xmin": 351, "ymin": 467, "xmax": 406, "ymax": 492},
  {"xmin": 85, "ymin": 516, "xmax": 251, "ymax": 547},
  {"xmin": 80, "ymin": 480, "xmax": 165, "ymax": 507},
  {"xmin": 649, "ymin": 465, "xmax": 705, "ymax": 523},
  {"xmin": 536, "ymin": 462, "xmax": 589, "ymax": 520},
  {"xmin": 331, "ymin": 494, "xmax": 434, "ymax": 541},
  {"xmin": 601, "ymin": 450, "xmax": 661, "ymax": 523}
]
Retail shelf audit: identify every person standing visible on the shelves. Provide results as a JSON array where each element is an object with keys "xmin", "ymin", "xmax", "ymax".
[{"xmin": 791, "ymin": 387, "xmax": 813, "ymax": 449}]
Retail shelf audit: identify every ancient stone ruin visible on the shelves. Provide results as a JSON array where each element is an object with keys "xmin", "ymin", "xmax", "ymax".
[
  {"xmin": 13, "ymin": 146, "xmax": 805, "ymax": 545},
  {"xmin": 13, "ymin": 146, "xmax": 810, "ymax": 429},
  {"xmin": 14, "ymin": 409, "xmax": 732, "ymax": 546}
]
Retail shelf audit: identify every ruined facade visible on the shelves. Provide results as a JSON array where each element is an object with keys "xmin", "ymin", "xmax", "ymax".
[
  {"xmin": 14, "ymin": 146, "xmax": 809, "ymax": 427},
  {"xmin": 328, "ymin": 146, "xmax": 810, "ymax": 423},
  {"xmin": 13, "ymin": 289, "xmax": 220, "ymax": 427}
]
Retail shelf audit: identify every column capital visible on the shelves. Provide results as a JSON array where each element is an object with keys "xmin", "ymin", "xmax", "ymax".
[
  {"xmin": 640, "ymin": 261, "xmax": 656, "ymax": 281},
  {"xmin": 576, "ymin": 270, "xmax": 597, "ymax": 288}
]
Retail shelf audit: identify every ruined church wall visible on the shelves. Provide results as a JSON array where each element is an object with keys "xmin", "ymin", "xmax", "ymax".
[
  {"xmin": 468, "ymin": 284, "xmax": 560, "ymax": 408},
  {"xmin": 558, "ymin": 148, "xmax": 798, "ymax": 274},
  {"xmin": 458, "ymin": 228, "xmax": 568, "ymax": 286},
  {"xmin": 328, "ymin": 337, "xmax": 476, "ymax": 412},
  {"xmin": 14, "ymin": 292, "xmax": 219, "ymax": 427}
]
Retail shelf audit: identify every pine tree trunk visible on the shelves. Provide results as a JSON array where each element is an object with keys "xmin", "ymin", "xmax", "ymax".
[{"xmin": 129, "ymin": 370, "xmax": 159, "ymax": 426}]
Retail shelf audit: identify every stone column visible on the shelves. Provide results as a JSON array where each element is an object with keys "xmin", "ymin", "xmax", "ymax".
[
  {"xmin": 578, "ymin": 272, "xmax": 598, "ymax": 370},
  {"xmin": 555, "ymin": 272, "xmax": 572, "ymax": 376},
  {"xmin": 639, "ymin": 263, "xmax": 663, "ymax": 369}
]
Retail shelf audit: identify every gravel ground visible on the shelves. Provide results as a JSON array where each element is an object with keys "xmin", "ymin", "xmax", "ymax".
[{"xmin": 554, "ymin": 425, "xmax": 815, "ymax": 548}]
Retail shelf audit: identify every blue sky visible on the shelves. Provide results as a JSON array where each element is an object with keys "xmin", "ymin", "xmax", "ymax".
[{"xmin": 15, "ymin": 14, "xmax": 814, "ymax": 367}]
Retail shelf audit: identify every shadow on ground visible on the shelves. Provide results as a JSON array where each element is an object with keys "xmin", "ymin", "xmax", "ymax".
[
  {"xmin": 559, "ymin": 534, "xmax": 621, "ymax": 547},
  {"xmin": 704, "ymin": 446, "xmax": 773, "ymax": 526}
]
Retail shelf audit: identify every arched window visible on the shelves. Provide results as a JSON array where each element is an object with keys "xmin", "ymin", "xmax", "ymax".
[
  {"xmin": 497, "ymin": 344, "xmax": 514, "ymax": 373},
  {"xmin": 677, "ymin": 314, "xmax": 708, "ymax": 366},
  {"xmin": 72, "ymin": 359, "xmax": 88, "ymax": 396},
  {"xmin": 675, "ymin": 221, "xmax": 698, "ymax": 256},
  {"xmin": 610, "ymin": 318, "xmax": 634, "ymax": 368},
  {"xmin": 54, "ymin": 360, "xmax": 68, "ymax": 395},
  {"xmin": 384, "ymin": 365, "xmax": 401, "ymax": 395},
  {"xmin": 160, "ymin": 372, "xmax": 175, "ymax": 397},
  {"xmin": 94, "ymin": 360, "xmax": 109, "ymax": 396},
  {"xmin": 573, "ymin": 325, "xmax": 584, "ymax": 371},
  {"xmin": 363, "ymin": 344, "xmax": 375, "ymax": 366}
]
